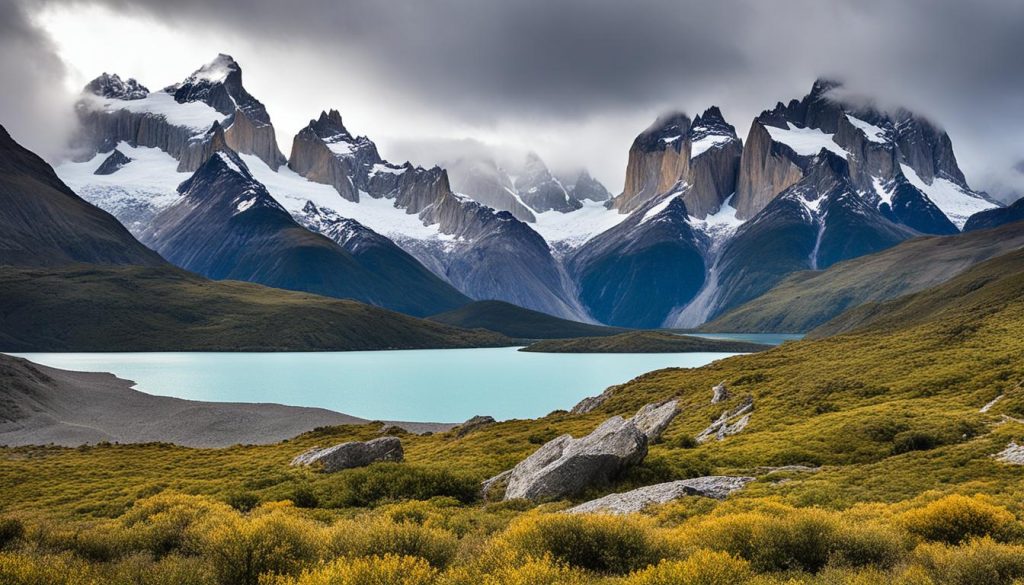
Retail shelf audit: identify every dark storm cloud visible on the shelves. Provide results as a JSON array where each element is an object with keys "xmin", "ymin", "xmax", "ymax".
[
  {"xmin": 12, "ymin": 0, "xmax": 1024, "ymax": 197},
  {"xmin": 0, "ymin": 0, "xmax": 74, "ymax": 158}
]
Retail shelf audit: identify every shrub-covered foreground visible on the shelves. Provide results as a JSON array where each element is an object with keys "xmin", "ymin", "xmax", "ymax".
[{"xmin": 3, "ymin": 493, "xmax": 1024, "ymax": 584}]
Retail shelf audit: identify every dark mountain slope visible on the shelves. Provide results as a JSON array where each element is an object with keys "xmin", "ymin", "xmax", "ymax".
[
  {"xmin": 140, "ymin": 147, "xmax": 468, "ymax": 317},
  {"xmin": 964, "ymin": 196, "xmax": 1024, "ymax": 232},
  {"xmin": 0, "ymin": 125, "xmax": 163, "ymax": 267}
]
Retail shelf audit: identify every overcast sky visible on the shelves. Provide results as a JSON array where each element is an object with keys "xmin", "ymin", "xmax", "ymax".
[{"xmin": 2, "ymin": 0, "xmax": 1021, "ymax": 200}]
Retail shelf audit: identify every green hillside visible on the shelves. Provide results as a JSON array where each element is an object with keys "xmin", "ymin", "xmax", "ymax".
[
  {"xmin": 429, "ymin": 300, "xmax": 626, "ymax": 339},
  {"xmin": 3, "ymin": 249, "xmax": 1024, "ymax": 583},
  {"xmin": 520, "ymin": 331, "xmax": 769, "ymax": 353},
  {"xmin": 0, "ymin": 265, "xmax": 510, "ymax": 351},
  {"xmin": 703, "ymin": 221, "xmax": 1024, "ymax": 333}
]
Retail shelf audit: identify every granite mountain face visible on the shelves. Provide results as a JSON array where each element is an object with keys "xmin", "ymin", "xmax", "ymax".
[{"xmin": 53, "ymin": 61, "xmax": 1011, "ymax": 327}]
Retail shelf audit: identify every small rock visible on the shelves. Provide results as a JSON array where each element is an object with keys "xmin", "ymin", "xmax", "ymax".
[
  {"xmin": 567, "ymin": 476, "xmax": 755, "ymax": 514},
  {"xmin": 571, "ymin": 387, "xmax": 614, "ymax": 414},
  {"xmin": 94, "ymin": 149, "xmax": 132, "ymax": 175},
  {"xmin": 481, "ymin": 469, "xmax": 512, "ymax": 500},
  {"xmin": 981, "ymin": 395, "xmax": 1004, "ymax": 413},
  {"xmin": 712, "ymin": 381, "xmax": 730, "ymax": 404},
  {"xmin": 696, "ymin": 396, "xmax": 753, "ymax": 443},
  {"xmin": 995, "ymin": 442, "xmax": 1024, "ymax": 465},
  {"xmin": 456, "ymin": 415, "xmax": 496, "ymax": 438},
  {"xmin": 379, "ymin": 424, "xmax": 408, "ymax": 436},
  {"xmin": 291, "ymin": 437, "xmax": 403, "ymax": 472}
]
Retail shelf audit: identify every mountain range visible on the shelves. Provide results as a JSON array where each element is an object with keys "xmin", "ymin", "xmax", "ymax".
[{"xmin": 34, "ymin": 55, "xmax": 1017, "ymax": 330}]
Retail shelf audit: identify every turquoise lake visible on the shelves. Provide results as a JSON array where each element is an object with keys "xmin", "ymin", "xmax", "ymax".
[{"xmin": 14, "ymin": 336, "xmax": 799, "ymax": 422}]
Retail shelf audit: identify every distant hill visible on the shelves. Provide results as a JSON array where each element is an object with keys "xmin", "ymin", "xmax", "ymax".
[
  {"xmin": 809, "ymin": 247, "xmax": 1024, "ymax": 338},
  {"xmin": 520, "ymin": 331, "xmax": 769, "ymax": 353},
  {"xmin": 0, "ymin": 125, "xmax": 163, "ymax": 267},
  {"xmin": 428, "ymin": 300, "xmax": 626, "ymax": 339},
  {"xmin": 703, "ymin": 221, "xmax": 1024, "ymax": 333},
  {"xmin": 0, "ymin": 265, "xmax": 510, "ymax": 352}
]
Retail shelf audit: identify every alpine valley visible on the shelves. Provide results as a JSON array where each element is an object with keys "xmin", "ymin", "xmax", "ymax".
[{"xmin": 5, "ymin": 12, "xmax": 1024, "ymax": 585}]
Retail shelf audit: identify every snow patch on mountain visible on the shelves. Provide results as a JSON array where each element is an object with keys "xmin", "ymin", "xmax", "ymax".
[
  {"xmin": 78, "ymin": 92, "xmax": 226, "ymax": 136},
  {"xmin": 639, "ymin": 192, "xmax": 682, "ymax": 225},
  {"xmin": 845, "ymin": 114, "xmax": 889, "ymax": 143},
  {"xmin": 764, "ymin": 122, "xmax": 848, "ymax": 158},
  {"xmin": 530, "ymin": 200, "xmax": 628, "ymax": 247},
  {"xmin": 690, "ymin": 134, "xmax": 734, "ymax": 159},
  {"xmin": 900, "ymin": 164, "xmax": 998, "ymax": 229},
  {"xmin": 238, "ymin": 154, "xmax": 453, "ymax": 241},
  {"xmin": 55, "ymin": 142, "xmax": 188, "ymax": 234}
]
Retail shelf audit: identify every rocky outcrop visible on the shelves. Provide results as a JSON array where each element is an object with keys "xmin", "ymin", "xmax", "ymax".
[
  {"xmin": 455, "ymin": 415, "xmax": 496, "ymax": 437},
  {"xmin": 995, "ymin": 442, "xmax": 1024, "ymax": 465},
  {"xmin": 84, "ymin": 73, "xmax": 149, "ymax": 100},
  {"xmin": 571, "ymin": 387, "xmax": 615, "ymax": 414},
  {"xmin": 567, "ymin": 476, "xmax": 755, "ymax": 514},
  {"xmin": 615, "ymin": 112, "xmax": 691, "ymax": 213},
  {"xmin": 696, "ymin": 396, "xmax": 753, "ymax": 443},
  {"xmin": 93, "ymin": 149, "xmax": 131, "ymax": 175},
  {"xmin": 74, "ymin": 55, "xmax": 285, "ymax": 174},
  {"xmin": 568, "ymin": 170, "xmax": 612, "ymax": 202},
  {"xmin": 291, "ymin": 437, "xmax": 403, "ymax": 472},
  {"xmin": 711, "ymin": 382, "xmax": 730, "ymax": 404},
  {"xmin": 515, "ymin": 152, "xmax": 582, "ymax": 213},
  {"xmin": 502, "ymin": 402, "xmax": 679, "ymax": 501}
]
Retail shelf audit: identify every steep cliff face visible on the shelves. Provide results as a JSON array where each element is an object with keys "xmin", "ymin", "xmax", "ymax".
[
  {"xmin": 613, "ymin": 108, "xmax": 740, "ymax": 220},
  {"xmin": 614, "ymin": 112, "xmax": 692, "ymax": 213},
  {"xmin": 674, "ymin": 152, "xmax": 917, "ymax": 325},
  {"xmin": 74, "ymin": 55, "xmax": 286, "ymax": 173},
  {"xmin": 733, "ymin": 78, "xmax": 996, "ymax": 229},
  {"xmin": 682, "ymin": 107, "xmax": 743, "ymax": 219}
]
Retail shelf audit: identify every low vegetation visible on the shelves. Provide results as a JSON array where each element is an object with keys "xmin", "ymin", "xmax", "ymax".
[
  {"xmin": 0, "ymin": 266, "xmax": 510, "ymax": 351},
  {"xmin": 428, "ymin": 300, "xmax": 626, "ymax": 339},
  {"xmin": 520, "ymin": 331, "xmax": 769, "ymax": 353},
  {"xmin": 3, "ymin": 249, "xmax": 1024, "ymax": 583}
]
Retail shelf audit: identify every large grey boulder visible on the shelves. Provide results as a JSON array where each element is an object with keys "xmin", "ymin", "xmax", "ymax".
[
  {"xmin": 291, "ymin": 437, "xmax": 403, "ymax": 472},
  {"xmin": 567, "ymin": 476, "xmax": 755, "ymax": 514},
  {"xmin": 502, "ymin": 401, "xmax": 679, "ymax": 501}
]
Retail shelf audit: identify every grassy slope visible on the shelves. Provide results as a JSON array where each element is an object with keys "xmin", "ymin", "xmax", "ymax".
[
  {"xmin": 0, "ymin": 265, "xmax": 511, "ymax": 351},
  {"xmin": 519, "ymin": 331, "xmax": 769, "ymax": 353},
  {"xmin": 4, "ymin": 247, "xmax": 1024, "ymax": 518},
  {"xmin": 428, "ymin": 299, "xmax": 626, "ymax": 339},
  {"xmin": 703, "ymin": 221, "xmax": 1024, "ymax": 333}
]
